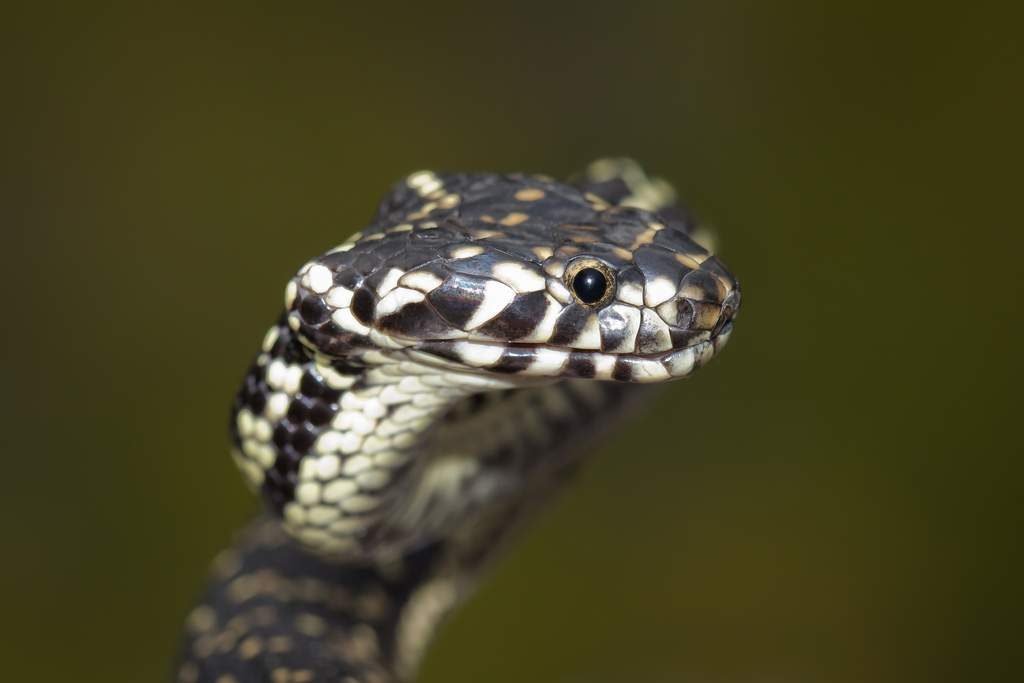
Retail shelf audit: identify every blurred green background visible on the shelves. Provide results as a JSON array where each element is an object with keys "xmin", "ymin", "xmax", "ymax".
[{"xmin": 4, "ymin": 2, "xmax": 1021, "ymax": 681}]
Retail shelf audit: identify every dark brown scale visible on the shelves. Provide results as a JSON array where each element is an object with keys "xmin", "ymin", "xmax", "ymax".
[
  {"xmin": 445, "ymin": 250, "xmax": 512, "ymax": 280},
  {"xmin": 654, "ymin": 222, "xmax": 704, "ymax": 250},
  {"xmin": 286, "ymin": 397, "xmax": 308, "ymax": 422},
  {"xmin": 329, "ymin": 358, "xmax": 364, "ymax": 375},
  {"xmin": 307, "ymin": 402, "xmax": 334, "ymax": 426},
  {"xmin": 280, "ymin": 336, "xmax": 312, "ymax": 366},
  {"xmin": 315, "ymin": 320, "xmax": 349, "ymax": 349},
  {"xmin": 681, "ymin": 269, "xmax": 725, "ymax": 302},
  {"xmin": 318, "ymin": 247, "xmax": 357, "ymax": 271},
  {"xmin": 272, "ymin": 422, "xmax": 295, "ymax": 449},
  {"xmin": 262, "ymin": 403, "xmax": 321, "ymax": 509},
  {"xmin": 246, "ymin": 389, "xmax": 266, "ymax": 415},
  {"xmin": 238, "ymin": 369, "xmax": 265, "ymax": 413},
  {"xmin": 368, "ymin": 237, "xmax": 412, "ymax": 261},
  {"xmin": 299, "ymin": 294, "xmax": 329, "ymax": 325},
  {"xmin": 320, "ymin": 385, "xmax": 343, "ymax": 404},
  {"xmin": 410, "ymin": 223, "xmax": 456, "ymax": 242},
  {"xmin": 700, "ymin": 257, "xmax": 737, "ymax": 283},
  {"xmin": 353, "ymin": 253, "xmax": 382, "ymax": 276},
  {"xmin": 290, "ymin": 425, "xmax": 317, "ymax": 453},
  {"xmin": 480, "ymin": 239, "xmax": 548, "ymax": 265},
  {"xmin": 331, "ymin": 265, "xmax": 361, "ymax": 290},
  {"xmin": 490, "ymin": 348, "xmax": 536, "ymax": 374},
  {"xmin": 275, "ymin": 446, "xmax": 301, "ymax": 470},
  {"xmin": 597, "ymin": 306, "xmax": 631, "ymax": 352},
  {"xmin": 595, "ymin": 218, "xmax": 650, "ymax": 246},
  {"xmin": 427, "ymin": 272, "xmax": 491, "ymax": 329},
  {"xmin": 299, "ymin": 371, "xmax": 324, "ymax": 397},
  {"xmin": 414, "ymin": 341, "xmax": 465, "ymax": 365},
  {"xmin": 616, "ymin": 265, "xmax": 645, "ymax": 294},
  {"xmin": 378, "ymin": 300, "xmax": 455, "ymax": 339},
  {"xmin": 262, "ymin": 468, "xmax": 294, "ymax": 511},
  {"xmin": 476, "ymin": 290, "xmax": 551, "ymax": 340},
  {"xmin": 566, "ymin": 352, "xmax": 596, "ymax": 378},
  {"xmin": 669, "ymin": 327, "xmax": 707, "ymax": 349},
  {"xmin": 635, "ymin": 244, "xmax": 689, "ymax": 283},
  {"xmin": 350, "ymin": 287, "xmax": 376, "ymax": 324},
  {"xmin": 612, "ymin": 358, "xmax": 634, "ymax": 381},
  {"xmin": 637, "ymin": 312, "xmax": 670, "ymax": 354},
  {"xmin": 549, "ymin": 304, "xmax": 590, "ymax": 346}
]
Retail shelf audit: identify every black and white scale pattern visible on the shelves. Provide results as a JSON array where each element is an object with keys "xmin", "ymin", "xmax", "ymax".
[{"xmin": 180, "ymin": 159, "xmax": 741, "ymax": 683}]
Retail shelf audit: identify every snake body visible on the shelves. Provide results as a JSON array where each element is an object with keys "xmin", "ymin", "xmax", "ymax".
[{"xmin": 176, "ymin": 160, "xmax": 740, "ymax": 682}]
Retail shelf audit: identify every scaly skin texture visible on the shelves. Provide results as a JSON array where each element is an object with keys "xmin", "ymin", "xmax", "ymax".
[{"xmin": 176, "ymin": 159, "xmax": 741, "ymax": 683}]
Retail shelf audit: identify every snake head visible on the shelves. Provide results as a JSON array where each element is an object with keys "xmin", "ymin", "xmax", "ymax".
[{"xmin": 286, "ymin": 174, "xmax": 739, "ymax": 383}]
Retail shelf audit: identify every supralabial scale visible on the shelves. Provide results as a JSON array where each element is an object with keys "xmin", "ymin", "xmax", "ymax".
[{"xmin": 176, "ymin": 159, "xmax": 741, "ymax": 683}]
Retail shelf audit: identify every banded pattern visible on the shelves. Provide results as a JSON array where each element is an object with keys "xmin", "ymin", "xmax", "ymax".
[{"xmin": 179, "ymin": 159, "xmax": 741, "ymax": 682}]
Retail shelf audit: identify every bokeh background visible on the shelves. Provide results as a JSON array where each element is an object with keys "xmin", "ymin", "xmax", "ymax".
[{"xmin": 4, "ymin": 2, "xmax": 1021, "ymax": 681}]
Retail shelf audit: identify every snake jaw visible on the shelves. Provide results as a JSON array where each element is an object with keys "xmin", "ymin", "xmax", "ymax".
[
  {"xmin": 407, "ymin": 314, "xmax": 735, "ymax": 383},
  {"xmin": 286, "ymin": 270, "xmax": 738, "ymax": 384}
]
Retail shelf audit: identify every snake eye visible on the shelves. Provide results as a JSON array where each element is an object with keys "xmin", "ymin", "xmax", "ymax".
[
  {"xmin": 572, "ymin": 268, "xmax": 607, "ymax": 304},
  {"xmin": 565, "ymin": 259, "xmax": 615, "ymax": 306}
]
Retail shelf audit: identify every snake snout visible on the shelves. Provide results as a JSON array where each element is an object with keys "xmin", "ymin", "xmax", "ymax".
[
  {"xmin": 714, "ymin": 285, "xmax": 741, "ymax": 337},
  {"xmin": 651, "ymin": 262, "xmax": 740, "ymax": 348}
]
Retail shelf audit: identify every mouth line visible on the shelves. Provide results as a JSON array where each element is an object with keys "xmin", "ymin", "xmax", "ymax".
[
  {"xmin": 412, "ymin": 320, "xmax": 733, "ymax": 362},
  {"xmin": 402, "ymin": 320, "xmax": 734, "ymax": 382}
]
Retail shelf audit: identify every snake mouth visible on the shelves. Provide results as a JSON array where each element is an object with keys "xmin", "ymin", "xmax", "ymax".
[
  {"xmin": 399, "ymin": 280, "xmax": 741, "ymax": 384},
  {"xmin": 407, "ymin": 320, "xmax": 734, "ymax": 383}
]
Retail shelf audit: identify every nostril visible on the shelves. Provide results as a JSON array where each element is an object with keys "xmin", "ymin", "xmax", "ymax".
[
  {"xmin": 714, "ymin": 288, "xmax": 741, "ymax": 336},
  {"xmin": 721, "ymin": 287, "xmax": 741, "ymax": 319},
  {"xmin": 657, "ymin": 298, "xmax": 695, "ymax": 328}
]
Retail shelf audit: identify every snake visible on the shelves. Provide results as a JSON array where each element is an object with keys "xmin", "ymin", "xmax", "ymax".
[{"xmin": 175, "ymin": 159, "xmax": 741, "ymax": 683}]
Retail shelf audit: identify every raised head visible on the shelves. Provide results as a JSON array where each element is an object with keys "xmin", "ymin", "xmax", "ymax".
[{"xmin": 287, "ymin": 170, "xmax": 740, "ymax": 383}]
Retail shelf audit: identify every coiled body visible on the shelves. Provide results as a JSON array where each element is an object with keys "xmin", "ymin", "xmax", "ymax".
[{"xmin": 176, "ymin": 160, "xmax": 740, "ymax": 682}]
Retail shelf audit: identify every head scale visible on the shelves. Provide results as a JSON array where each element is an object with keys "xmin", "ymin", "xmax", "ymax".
[{"xmin": 287, "ymin": 172, "xmax": 740, "ymax": 383}]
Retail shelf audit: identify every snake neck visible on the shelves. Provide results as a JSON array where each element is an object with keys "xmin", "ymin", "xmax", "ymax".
[
  {"xmin": 231, "ymin": 317, "xmax": 633, "ymax": 563},
  {"xmin": 196, "ymin": 318, "xmax": 642, "ymax": 682}
]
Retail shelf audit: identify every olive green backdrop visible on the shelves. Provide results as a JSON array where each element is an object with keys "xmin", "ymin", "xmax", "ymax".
[{"xmin": 4, "ymin": 2, "xmax": 1021, "ymax": 681}]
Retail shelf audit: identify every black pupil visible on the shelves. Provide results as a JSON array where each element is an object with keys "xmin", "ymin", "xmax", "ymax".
[{"xmin": 572, "ymin": 268, "xmax": 608, "ymax": 304}]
